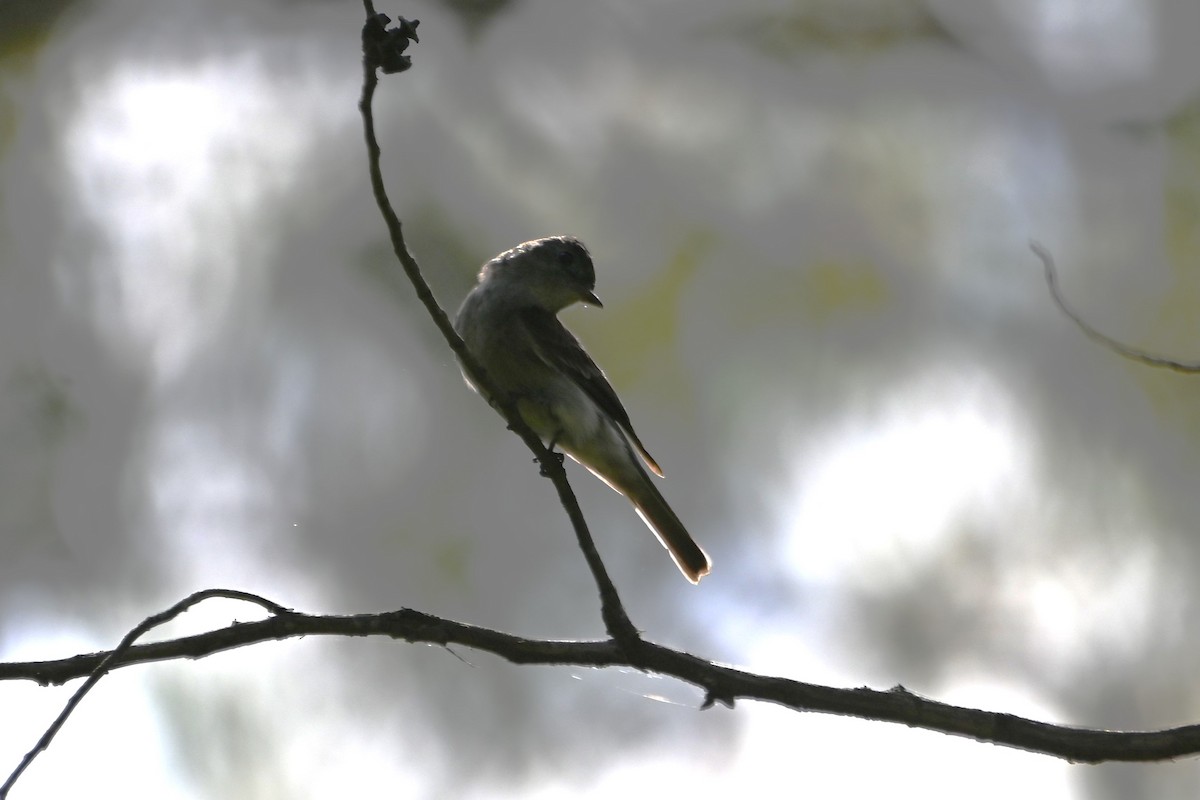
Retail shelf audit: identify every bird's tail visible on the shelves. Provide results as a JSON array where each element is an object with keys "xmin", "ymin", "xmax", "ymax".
[
  {"xmin": 566, "ymin": 437, "xmax": 711, "ymax": 583},
  {"xmin": 627, "ymin": 475, "xmax": 711, "ymax": 584}
]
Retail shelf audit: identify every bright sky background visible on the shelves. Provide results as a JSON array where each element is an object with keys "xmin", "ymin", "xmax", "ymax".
[{"xmin": 4, "ymin": 0, "xmax": 1200, "ymax": 797}]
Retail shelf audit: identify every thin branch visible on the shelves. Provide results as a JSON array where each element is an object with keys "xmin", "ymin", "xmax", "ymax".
[
  {"xmin": 3, "ymin": 603, "xmax": 1200, "ymax": 765},
  {"xmin": 357, "ymin": 12, "xmax": 637, "ymax": 643},
  {"xmin": 1032, "ymin": 242, "xmax": 1200, "ymax": 373},
  {"xmin": 0, "ymin": 590, "xmax": 294, "ymax": 799}
]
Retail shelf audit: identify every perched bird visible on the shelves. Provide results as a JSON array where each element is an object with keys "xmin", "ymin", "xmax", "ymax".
[{"xmin": 454, "ymin": 236, "xmax": 711, "ymax": 583}]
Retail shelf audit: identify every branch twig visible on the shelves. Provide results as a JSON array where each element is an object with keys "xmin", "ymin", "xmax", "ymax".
[
  {"xmin": 1032, "ymin": 242, "xmax": 1200, "ymax": 373},
  {"xmin": 0, "ymin": 590, "xmax": 293, "ymax": 799}
]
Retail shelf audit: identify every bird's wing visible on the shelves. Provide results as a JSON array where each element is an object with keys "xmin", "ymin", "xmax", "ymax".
[{"xmin": 517, "ymin": 308, "xmax": 664, "ymax": 477}]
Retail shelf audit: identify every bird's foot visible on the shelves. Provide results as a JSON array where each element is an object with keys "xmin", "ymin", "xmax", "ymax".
[{"xmin": 537, "ymin": 432, "xmax": 565, "ymax": 476}]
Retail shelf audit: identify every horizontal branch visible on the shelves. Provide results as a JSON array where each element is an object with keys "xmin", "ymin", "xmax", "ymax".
[{"xmin": 4, "ymin": 605, "xmax": 1200, "ymax": 765}]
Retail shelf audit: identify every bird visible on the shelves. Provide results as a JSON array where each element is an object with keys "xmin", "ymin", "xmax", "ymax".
[{"xmin": 453, "ymin": 236, "xmax": 711, "ymax": 583}]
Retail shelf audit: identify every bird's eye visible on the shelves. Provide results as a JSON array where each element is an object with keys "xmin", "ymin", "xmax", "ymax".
[{"xmin": 556, "ymin": 249, "xmax": 574, "ymax": 266}]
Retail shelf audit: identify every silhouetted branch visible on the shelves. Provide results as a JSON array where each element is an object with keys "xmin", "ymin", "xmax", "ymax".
[
  {"xmin": 4, "ymin": 596, "xmax": 1200, "ymax": 765},
  {"xmin": 1032, "ymin": 242, "xmax": 1200, "ymax": 372},
  {"xmin": 357, "ymin": 7, "xmax": 637, "ymax": 645},
  {"xmin": 1, "ymin": 590, "xmax": 293, "ymax": 799}
]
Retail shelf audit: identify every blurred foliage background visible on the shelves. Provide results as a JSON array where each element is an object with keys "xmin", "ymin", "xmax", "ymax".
[{"xmin": 3, "ymin": 0, "xmax": 1200, "ymax": 797}]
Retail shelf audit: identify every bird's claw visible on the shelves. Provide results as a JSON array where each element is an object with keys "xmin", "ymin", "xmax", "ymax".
[{"xmin": 537, "ymin": 450, "xmax": 565, "ymax": 476}]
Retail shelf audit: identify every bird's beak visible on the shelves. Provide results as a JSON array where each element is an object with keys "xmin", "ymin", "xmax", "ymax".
[{"xmin": 581, "ymin": 290, "xmax": 603, "ymax": 308}]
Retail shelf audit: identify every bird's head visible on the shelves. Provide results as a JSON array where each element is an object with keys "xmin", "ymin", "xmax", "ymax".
[{"xmin": 480, "ymin": 236, "xmax": 602, "ymax": 313}]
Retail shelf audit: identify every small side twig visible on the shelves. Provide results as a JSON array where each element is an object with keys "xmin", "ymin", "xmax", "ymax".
[
  {"xmin": 1032, "ymin": 242, "xmax": 1200, "ymax": 373},
  {"xmin": 357, "ymin": 8, "xmax": 638, "ymax": 646},
  {"xmin": 0, "ymin": 589, "xmax": 293, "ymax": 799}
]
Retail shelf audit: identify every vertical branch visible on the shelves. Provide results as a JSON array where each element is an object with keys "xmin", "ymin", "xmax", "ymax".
[{"xmin": 357, "ymin": 10, "xmax": 639, "ymax": 645}]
